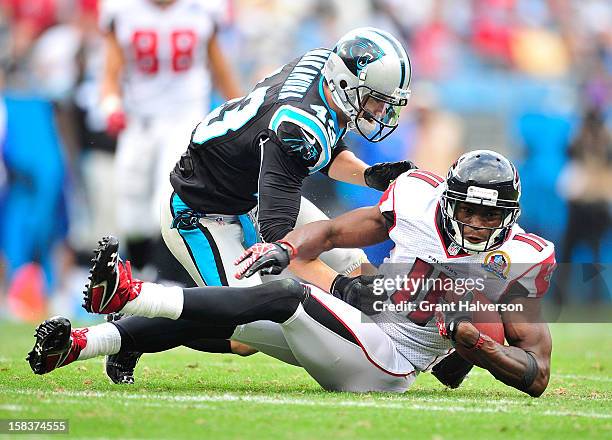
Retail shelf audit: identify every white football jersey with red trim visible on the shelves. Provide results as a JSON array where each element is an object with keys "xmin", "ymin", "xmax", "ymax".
[
  {"xmin": 372, "ymin": 169, "xmax": 556, "ymax": 370},
  {"xmin": 100, "ymin": 0, "xmax": 225, "ymax": 117}
]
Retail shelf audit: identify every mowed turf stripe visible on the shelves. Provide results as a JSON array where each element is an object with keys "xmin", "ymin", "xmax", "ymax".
[
  {"xmin": 469, "ymin": 370, "xmax": 612, "ymax": 383},
  {"xmin": 4, "ymin": 389, "xmax": 611, "ymax": 419}
]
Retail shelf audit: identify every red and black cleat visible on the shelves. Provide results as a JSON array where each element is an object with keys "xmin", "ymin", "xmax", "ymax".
[
  {"xmin": 83, "ymin": 236, "xmax": 142, "ymax": 314},
  {"xmin": 27, "ymin": 317, "xmax": 87, "ymax": 375}
]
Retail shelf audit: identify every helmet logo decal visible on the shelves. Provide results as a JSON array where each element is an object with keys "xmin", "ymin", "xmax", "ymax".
[
  {"xmin": 512, "ymin": 166, "xmax": 521, "ymax": 193},
  {"xmin": 336, "ymin": 38, "xmax": 385, "ymax": 76}
]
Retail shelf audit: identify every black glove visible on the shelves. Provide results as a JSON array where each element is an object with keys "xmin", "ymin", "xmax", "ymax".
[
  {"xmin": 234, "ymin": 241, "xmax": 294, "ymax": 279},
  {"xmin": 364, "ymin": 160, "xmax": 418, "ymax": 191},
  {"xmin": 434, "ymin": 291, "xmax": 474, "ymax": 342},
  {"xmin": 431, "ymin": 351, "xmax": 474, "ymax": 389},
  {"xmin": 331, "ymin": 274, "xmax": 387, "ymax": 316}
]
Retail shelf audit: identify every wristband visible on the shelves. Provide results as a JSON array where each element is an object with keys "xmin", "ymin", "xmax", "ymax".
[
  {"xmin": 277, "ymin": 240, "xmax": 297, "ymax": 259},
  {"xmin": 465, "ymin": 333, "xmax": 485, "ymax": 351},
  {"xmin": 520, "ymin": 351, "xmax": 539, "ymax": 391},
  {"xmin": 330, "ymin": 273, "xmax": 343, "ymax": 291}
]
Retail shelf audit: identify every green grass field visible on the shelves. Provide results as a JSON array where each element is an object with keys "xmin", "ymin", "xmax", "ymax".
[{"xmin": 0, "ymin": 321, "xmax": 610, "ymax": 439}]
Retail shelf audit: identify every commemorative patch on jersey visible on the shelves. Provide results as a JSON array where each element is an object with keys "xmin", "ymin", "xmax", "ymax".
[{"xmin": 482, "ymin": 251, "xmax": 511, "ymax": 279}]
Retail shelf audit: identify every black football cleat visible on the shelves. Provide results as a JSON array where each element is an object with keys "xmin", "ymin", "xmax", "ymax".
[
  {"xmin": 27, "ymin": 317, "xmax": 88, "ymax": 375},
  {"xmin": 105, "ymin": 313, "xmax": 142, "ymax": 385}
]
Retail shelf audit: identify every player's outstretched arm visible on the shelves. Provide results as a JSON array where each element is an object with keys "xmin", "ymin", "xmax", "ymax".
[
  {"xmin": 235, "ymin": 206, "xmax": 389, "ymax": 286},
  {"xmin": 326, "ymin": 150, "xmax": 417, "ymax": 190},
  {"xmin": 452, "ymin": 296, "xmax": 551, "ymax": 397},
  {"xmin": 207, "ymin": 32, "xmax": 242, "ymax": 100},
  {"xmin": 326, "ymin": 150, "xmax": 369, "ymax": 186},
  {"xmin": 100, "ymin": 28, "xmax": 126, "ymax": 137},
  {"xmin": 288, "ymin": 206, "xmax": 390, "ymax": 262}
]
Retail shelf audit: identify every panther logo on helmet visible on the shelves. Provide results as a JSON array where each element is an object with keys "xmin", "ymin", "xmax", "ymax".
[{"xmin": 336, "ymin": 38, "xmax": 385, "ymax": 76}]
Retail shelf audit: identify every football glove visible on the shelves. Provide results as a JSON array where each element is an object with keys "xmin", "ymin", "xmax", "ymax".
[
  {"xmin": 431, "ymin": 351, "xmax": 474, "ymax": 389},
  {"xmin": 364, "ymin": 160, "xmax": 418, "ymax": 191},
  {"xmin": 101, "ymin": 95, "xmax": 126, "ymax": 137},
  {"xmin": 331, "ymin": 274, "xmax": 387, "ymax": 316},
  {"xmin": 435, "ymin": 290, "xmax": 475, "ymax": 342},
  {"xmin": 234, "ymin": 241, "xmax": 295, "ymax": 279},
  {"xmin": 106, "ymin": 110, "xmax": 127, "ymax": 137}
]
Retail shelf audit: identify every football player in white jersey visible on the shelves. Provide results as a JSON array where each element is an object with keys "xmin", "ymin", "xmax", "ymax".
[
  {"xmin": 237, "ymin": 149, "xmax": 555, "ymax": 395},
  {"xmin": 98, "ymin": 0, "xmax": 245, "ymax": 383},
  {"xmin": 99, "ymin": 0, "xmax": 242, "ymax": 269},
  {"xmin": 28, "ymin": 150, "xmax": 554, "ymax": 396}
]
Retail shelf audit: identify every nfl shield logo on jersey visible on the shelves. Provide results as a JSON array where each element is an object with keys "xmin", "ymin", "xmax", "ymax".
[
  {"xmin": 447, "ymin": 242, "xmax": 462, "ymax": 256},
  {"xmin": 482, "ymin": 251, "xmax": 511, "ymax": 279}
]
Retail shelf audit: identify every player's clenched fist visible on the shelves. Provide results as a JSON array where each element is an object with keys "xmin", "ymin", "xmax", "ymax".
[
  {"xmin": 331, "ymin": 274, "xmax": 387, "ymax": 315},
  {"xmin": 364, "ymin": 160, "xmax": 418, "ymax": 191},
  {"xmin": 101, "ymin": 95, "xmax": 126, "ymax": 137},
  {"xmin": 435, "ymin": 291, "xmax": 475, "ymax": 342},
  {"xmin": 234, "ymin": 241, "xmax": 296, "ymax": 279},
  {"xmin": 106, "ymin": 111, "xmax": 127, "ymax": 137}
]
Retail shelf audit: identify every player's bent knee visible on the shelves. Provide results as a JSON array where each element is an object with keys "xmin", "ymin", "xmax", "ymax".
[
  {"xmin": 249, "ymin": 279, "xmax": 306, "ymax": 322},
  {"xmin": 230, "ymin": 341, "xmax": 258, "ymax": 357},
  {"xmin": 263, "ymin": 279, "xmax": 304, "ymax": 299}
]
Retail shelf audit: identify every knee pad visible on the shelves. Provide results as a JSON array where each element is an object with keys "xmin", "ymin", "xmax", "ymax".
[
  {"xmin": 276, "ymin": 279, "xmax": 306, "ymax": 299},
  {"xmin": 252, "ymin": 279, "xmax": 306, "ymax": 322}
]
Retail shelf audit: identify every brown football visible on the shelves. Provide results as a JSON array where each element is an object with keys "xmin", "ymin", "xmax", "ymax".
[{"xmin": 471, "ymin": 292, "xmax": 505, "ymax": 344}]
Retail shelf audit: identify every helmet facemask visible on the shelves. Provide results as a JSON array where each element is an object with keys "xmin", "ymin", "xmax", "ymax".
[
  {"xmin": 345, "ymin": 86, "xmax": 408, "ymax": 142},
  {"xmin": 441, "ymin": 187, "xmax": 521, "ymax": 253}
]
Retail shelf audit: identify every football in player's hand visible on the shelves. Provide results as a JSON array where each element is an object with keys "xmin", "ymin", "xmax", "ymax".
[{"xmin": 471, "ymin": 292, "xmax": 505, "ymax": 344}]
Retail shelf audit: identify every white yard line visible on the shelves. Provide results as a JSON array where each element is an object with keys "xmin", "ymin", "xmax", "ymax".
[
  {"xmin": 4, "ymin": 389, "xmax": 611, "ymax": 419},
  {"xmin": 552, "ymin": 373, "xmax": 612, "ymax": 383},
  {"xmin": 0, "ymin": 404, "xmax": 25, "ymax": 411}
]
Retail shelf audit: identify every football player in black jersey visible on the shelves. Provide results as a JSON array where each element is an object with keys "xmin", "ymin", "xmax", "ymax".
[{"xmin": 107, "ymin": 27, "xmax": 417, "ymax": 384}]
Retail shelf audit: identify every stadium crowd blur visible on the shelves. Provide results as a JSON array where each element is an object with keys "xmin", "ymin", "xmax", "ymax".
[{"xmin": 0, "ymin": 0, "xmax": 610, "ymax": 321}]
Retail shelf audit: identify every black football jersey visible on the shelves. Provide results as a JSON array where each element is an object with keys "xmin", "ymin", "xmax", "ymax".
[{"xmin": 170, "ymin": 48, "xmax": 349, "ymax": 241}]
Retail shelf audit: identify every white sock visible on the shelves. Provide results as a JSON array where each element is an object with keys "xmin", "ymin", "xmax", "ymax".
[
  {"xmin": 121, "ymin": 282, "xmax": 184, "ymax": 319},
  {"xmin": 78, "ymin": 323, "xmax": 121, "ymax": 360}
]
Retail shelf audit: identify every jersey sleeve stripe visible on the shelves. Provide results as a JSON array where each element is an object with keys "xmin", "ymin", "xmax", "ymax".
[
  {"xmin": 416, "ymin": 169, "xmax": 444, "ymax": 183},
  {"xmin": 512, "ymin": 234, "xmax": 544, "ymax": 252},
  {"xmin": 378, "ymin": 180, "xmax": 397, "ymax": 232},
  {"xmin": 525, "ymin": 233, "xmax": 547, "ymax": 247},
  {"xmin": 269, "ymin": 105, "xmax": 331, "ymax": 174},
  {"xmin": 407, "ymin": 171, "xmax": 440, "ymax": 187},
  {"xmin": 389, "ymin": 181, "xmax": 397, "ymax": 232},
  {"xmin": 500, "ymin": 251, "xmax": 556, "ymax": 299}
]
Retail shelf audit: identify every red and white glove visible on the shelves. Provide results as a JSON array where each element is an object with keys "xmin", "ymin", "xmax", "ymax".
[
  {"xmin": 234, "ymin": 241, "xmax": 296, "ymax": 280},
  {"xmin": 102, "ymin": 95, "xmax": 126, "ymax": 137},
  {"xmin": 435, "ymin": 291, "xmax": 475, "ymax": 342}
]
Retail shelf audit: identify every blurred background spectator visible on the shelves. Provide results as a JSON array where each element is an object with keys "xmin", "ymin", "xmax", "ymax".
[{"xmin": 0, "ymin": 0, "xmax": 610, "ymax": 321}]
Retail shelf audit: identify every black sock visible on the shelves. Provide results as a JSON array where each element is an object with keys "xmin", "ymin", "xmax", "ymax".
[
  {"xmin": 184, "ymin": 338, "xmax": 232, "ymax": 354},
  {"xmin": 180, "ymin": 279, "xmax": 306, "ymax": 325},
  {"xmin": 113, "ymin": 316, "xmax": 235, "ymax": 353}
]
